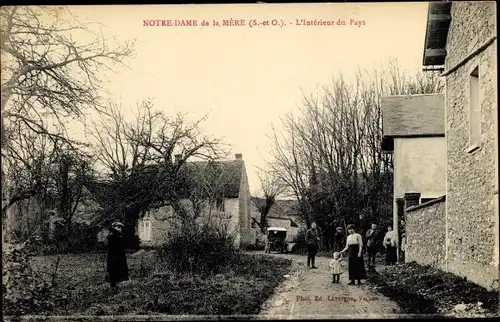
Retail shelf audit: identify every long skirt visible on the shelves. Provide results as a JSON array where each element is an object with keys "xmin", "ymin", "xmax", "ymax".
[
  {"xmin": 386, "ymin": 245, "xmax": 397, "ymax": 264},
  {"xmin": 348, "ymin": 244, "xmax": 367, "ymax": 280}
]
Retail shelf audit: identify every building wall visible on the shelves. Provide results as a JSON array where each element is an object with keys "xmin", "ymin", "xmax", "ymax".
[
  {"xmin": 237, "ymin": 162, "xmax": 252, "ymax": 248},
  {"xmin": 444, "ymin": 1, "xmax": 498, "ymax": 290},
  {"xmin": 405, "ymin": 199, "xmax": 446, "ymax": 271},
  {"xmin": 393, "ymin": 137, "xmax": 447, "ymax": 199},
  {"xmin": 137, "ymin": 198, "xmax": 241, "ymax": 248},
  {"xmin": 392, "ymin": 137, "xmax": 446, "ymax": 246}
]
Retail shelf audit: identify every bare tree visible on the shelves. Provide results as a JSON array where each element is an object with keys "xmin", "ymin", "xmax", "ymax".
[
  {"xmin": 87, "ymin": 99, "xmax": 228, "ymax": 242},
  {"xmin": 251, "ymin": 169, "xmax": 286, "ymax": 232},
  {"xmin": 2, "ymin": 123, "xmax": 94, "ymax": 242},
  {"xmin": 266, "ymin": 113, "xmax": 316, "ymax": 228},
  {"xmin": 89, "ymin": 99, "xmax": 156, "ymax": 181},
  {"xmin": 52, "ymin": 147, "xmax": 95, "ymax": 240},
  {"xmin": 2, "ymin": 126, "xmax": 58, "ymax": 235},
  {"xmin": 174, "ymin": 160, "xmax": 235, "ymax": 231},
  {"xmin": 1, "ymin": 6, "xmax": 135, "ymax": 227}
]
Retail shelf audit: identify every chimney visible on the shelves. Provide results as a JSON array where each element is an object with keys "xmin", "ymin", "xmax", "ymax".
[
  {"xmin": 235, "ymin": 153, "xmax": 243, "ymax": 160},
  {"xmin": 174, "ymin": 154, "xmax": 182, "ymax": 163},
  {"xmin": 404, "ymin": 192, "xmax": 421, "ymax": 209}
]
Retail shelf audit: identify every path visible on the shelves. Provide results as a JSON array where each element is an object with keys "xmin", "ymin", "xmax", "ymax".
[{"xmin": 258, "ymin": 252, "xmax": 400, "ymax": 319}]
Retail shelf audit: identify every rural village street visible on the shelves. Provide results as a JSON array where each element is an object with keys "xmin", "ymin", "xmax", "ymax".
[{"xmin": 258, "ymin": 253, "xmax": 400, "ymax": 319}]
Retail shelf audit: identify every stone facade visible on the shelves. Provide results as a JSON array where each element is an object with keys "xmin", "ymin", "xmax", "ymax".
[
  {"xmin": 137, "ymin": 197, "xmax": 247, "ymax": 248},
  {"xmin": 405, "ymin": 197, "xmax": 446, "ymax": 271},
  {"xmin": 136, "ymin": 159, "xmax": 253, "ymax": 249},
  {"xmin": 444, "ymin": 1, "xmax": 498, "ymax": 290}
]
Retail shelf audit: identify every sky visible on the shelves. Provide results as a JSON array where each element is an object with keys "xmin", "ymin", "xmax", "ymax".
[{"xmin": 61, "ymin": 3, "xmax": 429, "ymax": 195}]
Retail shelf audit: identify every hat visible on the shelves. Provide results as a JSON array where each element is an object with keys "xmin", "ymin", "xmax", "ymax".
[{"xmin": 336, "ymin": 227, "xmax": 343, "ymax": 231}]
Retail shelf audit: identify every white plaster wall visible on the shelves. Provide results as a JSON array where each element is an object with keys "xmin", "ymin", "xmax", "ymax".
[{"xmin": 393, "ymin": 137, "xmax": 447, "ymax": 199}]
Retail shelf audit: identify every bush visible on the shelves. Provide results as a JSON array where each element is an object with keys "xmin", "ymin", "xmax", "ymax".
[
  {"xmin": 159, "ymin": 222, "xmax": 240, "ymax": 275},
  {"xmin": 3, "ymin": 240, "xmax": 64, "ymax": 316}
]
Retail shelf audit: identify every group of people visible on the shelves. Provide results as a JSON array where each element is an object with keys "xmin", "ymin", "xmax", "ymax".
[
  {"xmin": 108, "ymin": 219, "xmax": 403, "ymax": 290},
  {"xmin": 305, "ymin": 222, "xmax": 400, "ymax": 286}
]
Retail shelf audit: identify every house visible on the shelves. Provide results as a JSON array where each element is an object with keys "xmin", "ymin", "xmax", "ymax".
[
  {"xmin": 3, "ymin": 187, "xmax": 100, "ymax": 243},
  {"xmin": 381, "ymin": 93, "xmax": 447, "ymax": 260},
  {"xmin": 250, "ymin": 199, "xmax": 305, "ymax": 246},
  {"xmin": 404, "ymin": 1, "xmax": 498, "ymax": 290},
  {"xmin": 137, "ymin": 153, "xmax": 252, "ymax": 249}
]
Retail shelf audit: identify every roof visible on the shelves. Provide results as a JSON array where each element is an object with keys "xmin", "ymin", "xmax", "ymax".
[
  {"xmin": 382, "ymin": 94, "xmax": 445, "ymax": 138},
  {"xmin": 84, "ymin": 159, "xmax": 245, "ymax": 206},
  {"xmin": 176, "ymin": 160, "xmax": 244, "ymax": 198},
  {"xmin": 422, "ymin": 2, "xmax": 452, "ymax": 66}
]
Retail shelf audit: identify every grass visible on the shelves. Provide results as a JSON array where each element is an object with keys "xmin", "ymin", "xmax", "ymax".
[
  {"xmin": 367, "ymin": 261, "xmax": 499, "ymax": 316},
  {"xmin": 26, "ymin": 251, "xmax": 292, "ymax": 316}
]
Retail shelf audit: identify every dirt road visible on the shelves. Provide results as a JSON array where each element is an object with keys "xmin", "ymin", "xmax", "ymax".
[{"xmin": 258, "ymin": 253, "xmax": 401, "ymax": 319}]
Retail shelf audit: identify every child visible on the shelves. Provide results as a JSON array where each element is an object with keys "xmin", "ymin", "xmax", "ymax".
[{"xmin": 329, "ymin": 252, "xmax": 343, "ymax": 283}]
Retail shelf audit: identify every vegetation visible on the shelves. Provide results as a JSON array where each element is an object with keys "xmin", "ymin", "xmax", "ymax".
[
  {"xmin": 3, "ymin": 249, "xmax": 291, "ymax": 316},
  {"xmin": 159, "ymin": 215, "xmax": 240, "ymax": 275},
  {"xmin": 368, "ymin": 262, "xmax": 499, "ymax": 317}
]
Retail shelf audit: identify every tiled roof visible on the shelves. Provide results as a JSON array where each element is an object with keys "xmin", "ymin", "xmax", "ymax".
[
  {"xmin": 176, "ymin": 160, "xmax": 244, "ymax": 199},
  {"xmin": 85, "ymin": 159, "xmax": 244, "ymax": 202},
  {"xmin": 382, "ymin": 94, "xmax": 445, "ymax": 137},
  {"xmin": 252, "ymin": 199, "xmax": 301, "ymax": 221}
]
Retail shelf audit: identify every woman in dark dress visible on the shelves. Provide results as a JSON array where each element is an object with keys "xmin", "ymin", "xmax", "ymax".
[
  {"xmin": 107, "ymin": 222, "xmax": 129, "ymax": 289},
  {"xmin": 340, "ymin": 224, "xmax": 367, "ymax": 285}
]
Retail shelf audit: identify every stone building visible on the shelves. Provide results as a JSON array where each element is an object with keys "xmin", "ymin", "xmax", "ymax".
[
  {"xmin": 136, "ymin": 153, "xmax": 253, "ymax": 249},
  {"xmin": 381, "ymin": 93, "xmax": 447, "ymax": 259},
  {"xmin": 411, "ymin": 1, "xmax": 498, "ymax": 290}
]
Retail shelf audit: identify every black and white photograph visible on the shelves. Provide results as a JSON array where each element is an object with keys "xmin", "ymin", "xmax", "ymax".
[{"xmin": 1, "ymin": 2, "xmax": 499, "ymax": 319}]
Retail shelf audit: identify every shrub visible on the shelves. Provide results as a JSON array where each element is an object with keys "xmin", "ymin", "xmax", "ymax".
[
  {"xmin": 3, "ymin": 240, "xmax": 64, "ymax": 316},
  {"xmin": 29, "ymin": 223, "xmax": 101, "ymax": 255},
  {"xmin": 159, "ymin": 221, "xmax": 240, "ymax": 275}
]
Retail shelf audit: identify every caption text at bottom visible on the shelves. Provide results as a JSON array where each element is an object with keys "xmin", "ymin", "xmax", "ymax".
[{"xmin": 296, "ymin": 295, "xmax": 378, "ymax": 302}]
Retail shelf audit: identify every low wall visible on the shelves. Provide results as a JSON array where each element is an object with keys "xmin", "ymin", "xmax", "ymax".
[{"xmin": 405, "ymin": 196, "xmax": 446, "ymax": 271}]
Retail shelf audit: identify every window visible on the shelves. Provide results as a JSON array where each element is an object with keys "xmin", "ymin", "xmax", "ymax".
[
  {"xmin": 251, "ymin": 220, "xmax": 256, "ymax": 228},
  {"xmin": 468, "ymin": 66, "xmax": 481, "ymax": 150},
  {"xmin": 142, "ymin": 220, "xmax": 151, "ymax": 241}
]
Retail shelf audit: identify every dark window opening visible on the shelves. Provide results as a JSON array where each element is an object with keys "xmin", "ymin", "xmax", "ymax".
[{"xmin": 420, "ymin": 198, "xmax": 434, "ymax": 204}]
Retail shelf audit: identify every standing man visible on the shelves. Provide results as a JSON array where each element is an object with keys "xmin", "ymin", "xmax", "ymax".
[
  {"xmin": 365, "ymin": 223, "xmax": 380, "ymax": 272},
  {"xmin": 306, "ymin": 222, "xmax": 320, "ymax": 269}
]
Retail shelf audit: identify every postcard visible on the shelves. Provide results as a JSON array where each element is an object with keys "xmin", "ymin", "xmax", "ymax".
[{"xmin": 1, "ymin": 2, "xmax": 498, "ymax": 320}]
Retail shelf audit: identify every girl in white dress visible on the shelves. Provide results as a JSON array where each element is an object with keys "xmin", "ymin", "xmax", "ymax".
[{"xmin": 329, "ymin": 252, "xmax": 344, "ymax": 283}]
